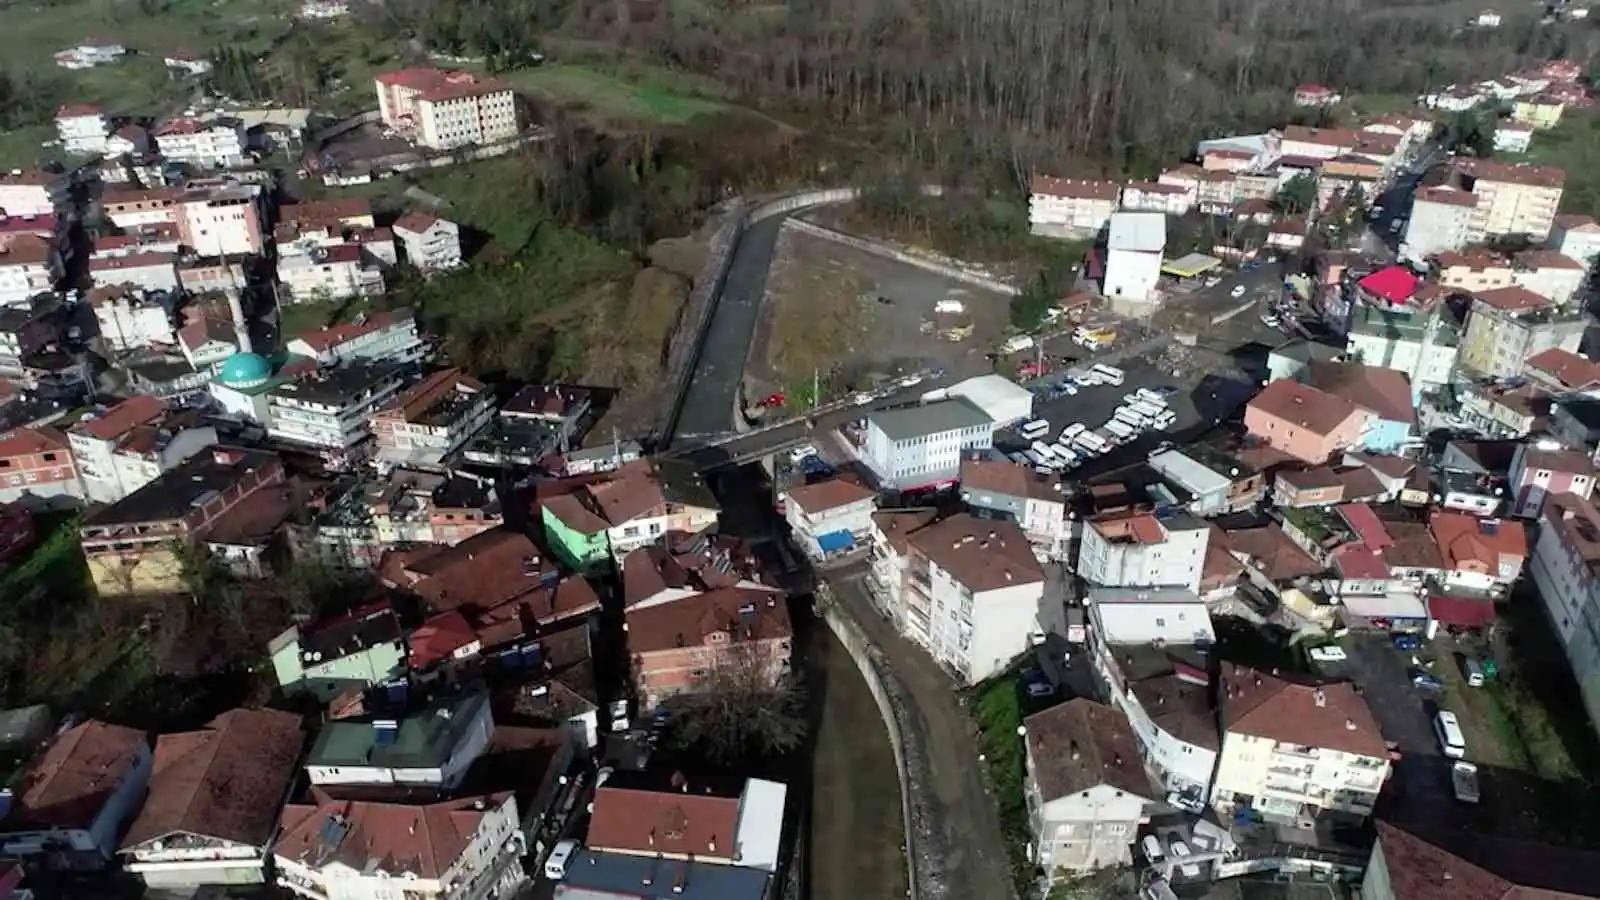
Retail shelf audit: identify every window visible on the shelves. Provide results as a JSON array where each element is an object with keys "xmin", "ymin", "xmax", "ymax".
[{"xmin": 42, "ymin": 452, "xmax": 56, "ymax": 462}]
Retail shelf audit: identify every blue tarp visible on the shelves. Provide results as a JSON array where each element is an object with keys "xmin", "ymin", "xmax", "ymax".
[{"xmin": 815, "ymin": 530, "xmax": 855, "ymax": 553}]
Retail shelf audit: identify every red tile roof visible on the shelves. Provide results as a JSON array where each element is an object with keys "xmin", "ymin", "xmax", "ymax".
[
  {"xmin": 785, "ymin": 476, "xmax": 876, "ymax": 514},
  {"xmin": 1023, "ymin": 698, "xmax": 1150, "ymax": 800},
  {"xmin": 1515, "ymin": 249, "xmax": 1585, "ymax": 270},
  {"xmin": 1416, "ymin": 186, "xmax": 1478, "ymax": 207},
  {"xmin": 0, "ymin": 426, "xmax": 69, "ymax": 458},
  {"xmin": 587, "ymin": 785, "xmax": 739, "ymax": 857},
  {"xmin": 274, "ymin": 791, "xmax": 512, "ymax": 878},
  {"xmin": 121, "ymin": 709, "xmax": 302, "ymax": 849},
  {"xmin": 1248, "ymin": 380, "xmax": 1365, "ymax": 438},
  {"xmin": 1308, "ymin": 362, "xmax": 1415, "ymax": 425},
  {"xmin": 1283, "ymin": 125, "xmax": 1362, "ymax": 148},
  {"xmin": 906, "ymin": 512, "xmax": 1045, "ymax": 593},
  {"xmin": 1474, "ymin": 285, "xmax": 1553, "ymax": 313},
  {"xmin": 13, "ymin": 720, "xmax": 147, "ymax": 830},
  {"xmin": 72, "ymin": 395, "xmax": 164, "ymax": 441},
  {"xmin": 1526, "ymin": 348, "xmax": 1600, "ymax": 389},
  {"xmin": 291, "ymin": 307, "xmax": 414, "ymax": 352},
  {"xmin": 375, "ymin": 67, "xmax": 511, "ymax": 102},
  {"xmin": 623, "ymin": 586, "xmax": 792, "ymax": 655},
  {"xmin": 1333, "ymin": 541, "xmax": 1391, "ymax": 579},
  {"xmin": 1220, "ymin": 663, "xmax": 1386, "ymax": 758},
  {"xmin": 1429, "ymin": 512, "xmax": 1527, "ymax": 572},
  {"xmin": 1030, "ymin": 176, "xmax": 1119, "ymax": 201},
  {"xmin": 408, "ymin": 610, "xmax": 480, "ymax": 669},
  {"xmin": 1453, "ymin": 158, "xmax": 1566, "ymax": 189},
  {"xmin": 393, "ymin": 210, "xmax": 442, "ymax": 234}
]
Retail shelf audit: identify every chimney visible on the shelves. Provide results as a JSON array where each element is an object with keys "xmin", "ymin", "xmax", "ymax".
[
  {"xmin": 1345, "ymin": 718, "xmax": 1358, "ymax": 730},
  {"xmin": 1314, "ymin": 689, "xmax": 1327, "ymax": 707},
  {"xmin": 1069, "ymin": 741, "xmax": 1080, "ymax": 760},
  {"xmin": 213, "ymin": 448, "xmax": 244, "ymax": 466}
]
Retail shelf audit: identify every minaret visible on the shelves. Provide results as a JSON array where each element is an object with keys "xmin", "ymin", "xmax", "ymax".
[{"xmin": 226, "ymin": 289, "xmax": 253, "ymax": 354}]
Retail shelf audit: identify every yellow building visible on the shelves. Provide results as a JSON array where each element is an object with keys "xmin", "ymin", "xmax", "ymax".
[
  {"xmin": 1452, "ymin": 158, "xmax": 1565, "ymax": 240},
  {"xmin": 1511, "ymin": 97, "xmax": 1565, "ymax": 130}
]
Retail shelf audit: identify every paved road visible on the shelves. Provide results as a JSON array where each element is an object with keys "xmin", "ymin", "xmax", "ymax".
[
  {"xmin": 675, "ymin": 214, "xmax": 790, "ymax": 440},
  {"xmin": 830, "ymin": 568, "xmax": 1019, "ymax": 900}
]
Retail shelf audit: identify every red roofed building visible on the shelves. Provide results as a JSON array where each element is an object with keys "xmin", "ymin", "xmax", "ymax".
[
  {"xmin": 68, "ymin": 396, "xmax": 219, "ymax": 505},
  {"xmin": 1244, "ymin": 381, "xmax": 1372, "ymax": 464},
  {"xmin": 1508, "ymin": 443, "xmax": 1596, "ymax": 519},
  {"xmin": 1459, "ymin": 284, "xmax": 1586, "ymax": 379},
  {"xmin": 1356, "ymin": 265, "xmax": 1421, "ymax": 306},
  {"xmin": 0, "ymin": 425, "xmax": 80, "ymax": 507},
  {"xmin": 1029, "ymin": 176, "xmax": 1119, "ymax": 237},
  {"xmin": 1293, "ymin": 84, "xmax": 1342, "ymax": 107},
  {"xmin": 285, "ymin": 307, "xmax": 423, "ymax": 367},
  {"xmin": 374, "ymin": 68, "xmax": 519, "ymax": 151},
  {"xmin": 0, "ymin": 720, "xmax": 153, "ymax": 866},
  {"xmin": 1525, "ymin": 348, "xmax": 1600, "ymax": 392},
  {"xmin": 625, "ymin": 586, "xmax": 792, "ymax": 708},
  {"xmin": 1430, "ymin": 510, "xmax": 1527, "ymax": 594},
  {"xmin": 782, "ymin": 475, "xmax": 876, "ymax": 560}
]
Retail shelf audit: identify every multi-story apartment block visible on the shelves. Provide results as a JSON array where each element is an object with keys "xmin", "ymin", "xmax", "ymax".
[
  {"xmin": 1549, "ymin": 213, "xmax": 1600, "ymax": 266},
  {"xmin": 1400, "ymin": 186, "xmax": 1482, "ymax": 260},
  {"xmin": 0, "ymin": 235, "xmax": 61, "ymax": 307},
  {"xmin": 782, "ymin": 476, "xmax": 878, "ymax": 561},
  {"xmin": 55, "ymin": 104, "xmax": 110, "ymax": 155},
  {"xmin": 1458, "ymin": 286, "xmax": 1586, "ymax": 378},
  {"xmin": 0, "ymin": 425, "xmax": 80, "ymax": 508},
  {"xmin": 393, "ymin": 210, "xmax": 464, "ymax": 272},
  {"xmin": 1028, "ymin": 176, "xmax": 1119, "ymax": 238},
  {"xmin": 1511, "ymin": 249, "xmax": 1587, "ymax": 305},
  {"xmin": 90, "ymin": 286, "xmax": 177, "ymax": 351},
  {"xmin": 369, "ymin": 367, "xmax": 493, "ymax": 470},
  {"xmin": 625, "ymin": 586, "xmax": 792, "ymax": 708},
  {"xmin": 1452, "ymin": 158, "xmax": 1565, "ymax": 240},
  {"xmin": 306, "ymin": 691, "xmax": 492, "ymax": 788},
  {"xmin": 1509, "ymin": 444, "xmax": 1596, "ymax": 518},
  {"xmin": 152, "ymin": 117, "xmax": 248, "ymax": 168},
  {"xmin": 175, "ymin": 185, "xmax": 265, "ymax": 256},
  {"xmin": 265, "ymin": 362, "xmax": 406, "ymax": 465},
  {"xmin": 868, "ymin": 512, "xmax": 1046, "ymax": 684},
  {"xmin": 1119, "ymin": 181, "xmax": 1192, "ymax": 216},
  {"xmin": 268, "ymin": 601, "xmax": 407, "ymax": 701},
  {"xmin": 119, "ymin": 709, "xmax": 303, "ymax": 892},
  {"xmin": 959, "ymin": 457, "xmax": 1068, "ymax": 559},
  {"xmin": 1098, "ymin": 653, "xmax": 1220, "ymax": 808},
  {"xmin": 586, "ymin": 774, "xmax": 787, "ymax": 872},
  {"xmin": 0, "ymin": 721, "xmax": 153, "ymax": 868},
  {"xmin": 1280, "ymin": 125, "xmax": 1361, "ymax": 160},
  {"xmin": 276, "ymin": 244, "xmax": 384, "ymax": 302},
  {"xmin": 1078, "ymin": 507, "xmax": 1210, "ymax": 592},
  {"xmin": 1344, "ymin": 290, "xmax": 1460, "ymax": 400},
  {"xmin": 1531, "ymin": 492, "xmax": 1600, "ymax": 732},
  {"xmin": 1212, "ymin": 664, "xmax": 1390, "ymax": 822},
  {"xmin": 78, "ymin": 447, "xmax": 285, "ymax": 597},
  {"xmin": 374, "ymin": 68, "xmax": 520, "ymax": 151},
  {"xmin": 1437, "ymin": 250, "xmax": 1513, "ymax": 293},
  {"xmin": 88, "ymin": 251, "xmax": 179, "ymax": 293},
  {"xmin": 285, "ymin": 307, "xmax": 425, "ymax": 367},
  {"xmin": 1244, "ymin": 380, "xmax": 1372, "ymax": 464},
  {"xmin": 69, "ymin": 396, "xmax": 218, "ymax": 504},
  {"xmin": 1147, "ymin": 446, "xmax": 1268, "ymax": 516},
  {"xmin": 0, "ymin": 170, "xmax": 62, "ymax": 218},
  {"xmin": 861, "ymin": 398, "xmax": 995, "ymax": 490},
  {"xmin": 99, "ymin": 186, "xmax": 182, "ymax": 230},
  {"xmin": 274, "ymin": 793, "xmax": 526, "ymax": 900},
  {"xmin": 1023, "ymin": 699, "xmax": 1154, "ymax": 879}
]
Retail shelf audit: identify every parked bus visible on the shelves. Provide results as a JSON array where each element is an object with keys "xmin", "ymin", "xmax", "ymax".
[
  {"xmin": 1019, "ymin": 419, "xmax": 1051, "ymax": 440},
  {"xmin": 1007, "ymin": 451, "xmax": 1029, "ymax": 465},
  {"xmin": 1129, "ymin": 400, "xmax": 1165, "ymax": 420},
  {"xmin": 1031, "ymin": 440, "xmax": 1060, "ymax": 462},
  {"xmin": 1152, "ymin": 410, "xmax": 1177, "ymax": 431},
  {"xmin": 1113, "ymin": 407, "xmax": 1147, "ymax": 428},
  {"xmin": 1073, "ymin": 432, "xmax": 1105, "ymax": 454},
  {"xmin": 1105, "ymin": 419, "xmax": 1136, "ymax": 441},
  {"xmin": 1052, "ymin": 442, "xmax": 1079, "ymax": 464},
  {"xmin": 1091, "ymin": 363, "xmax": 1126, "ymax": 386},
  {"xmin": 1059, "ymin": 422, "xmax": 1087, "ymax": 442},
  {"xmin": 1135, "ymin": 388, "xmax": 1166, "ymax": 405},
  {"xmin": 1023, "ymin": 449, "xmax": 1047, "ymax": 466}
]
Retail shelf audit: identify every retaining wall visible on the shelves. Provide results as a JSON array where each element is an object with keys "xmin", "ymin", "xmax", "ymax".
[
  {"xmin": 782, "ymin": 218, "xmax": 1020, "ymax": 296},
  {"xmin": 816, "ymin": 585, "xmax": 947, "ymax": 900}
]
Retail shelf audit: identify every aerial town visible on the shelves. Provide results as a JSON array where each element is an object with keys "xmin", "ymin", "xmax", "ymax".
[{"xmin": 4, "ymin": 4, "xmax": 1600, "ymax": 900}]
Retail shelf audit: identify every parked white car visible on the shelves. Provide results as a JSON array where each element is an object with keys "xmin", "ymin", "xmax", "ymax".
[
  {"xmin": 789, "ymin": 445, "xmax": 819, "ymax": 462},
  {"xmin": 1230, "ymin": 285, "xmax": 1247, "ymax": 298},
  {"xmin": 545, "ymin": 839, "xmax": 581, "ymax": 880},
  {"xmin": 1168, "ymin": 840, "xmax": 1201, "ymax": 877},
  {"xmin": 1309, "ymin": 645, "xmax": 1348, "ymax": 663}
]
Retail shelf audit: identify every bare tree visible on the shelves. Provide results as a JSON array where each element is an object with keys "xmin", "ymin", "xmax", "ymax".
[{"xmin": 660, "ymin": 640, "xmax": 808, "ymax": 763}]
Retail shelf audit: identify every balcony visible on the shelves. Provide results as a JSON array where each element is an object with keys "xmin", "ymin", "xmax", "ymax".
[
  {"xmin": 1263, "ymin": 777, "xmax": 1308, "ymax": 797},
  {"xmin": 1271, "ymin": 743, "xmax": 1321, "ymax": 760}
]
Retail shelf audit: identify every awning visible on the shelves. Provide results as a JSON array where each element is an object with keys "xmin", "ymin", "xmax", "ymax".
[
  {"xmin": 1162, "ymin": 253, "xmax": 1223, "ymax": 278},
  {"xmin": 815, "ymin": 530, "xmax": 854, "ymax": 553},
  {"xmin": 1428, "ymin": 593, "xmax": 1497, "ymax": 628}
]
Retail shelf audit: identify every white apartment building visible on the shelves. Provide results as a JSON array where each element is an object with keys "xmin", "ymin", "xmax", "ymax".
[
  {"xmin": 100, "ymin": 187, "xmax": 182, "ymax": 230},
  {"xmin": 176, "ymin": 187, "xmax": 265, "ymax": 256},
  {"xmin": 119, "ymin": 709, "xmax": 303, "ymax": 892},
  {"xmin": 73, "ymin": 406, "xmax": 218, "ymax": 507},
  {"xmin": 0, "ymin": 235, "xmax": 59, "ymax": 306},
  {"xmin": 1550, "ymin": 214, "xmax": 1600, "ymax": 267},
  {"xmin": 374, "ymin": 68, "xmax": 520, "ymax": 150},
  {"xmin": 1029, "ymin": 176, "xmax": 1119, "ymax": 238},
  {"xmin": 152, "ymin": 118, "xmax": 248, "ymax": 169},
  {"xmin": 274, "ymin": 793, "xmax": 525, "ymax": 900},
  {"xmin": 369, "ymin": 367, "xmax": 495, "ymax": 470},
  {"xmin": 70, "ymin": 396, "xmax": 171, "ymax": 501},
  {"xmin": 959, "ymin": 457, "xmax": 1068, "ymax": 559},
  {"xmin": 783, "ymin": 476, "xmax": 878, "ymax": 560},
  {"xmin": 286, "ymin": 307, "xmax": 425, "ymax": 367},
  {"xmin": 305, "ymin": 693, "xmax": 492, "ymax": 788},
  {"xmin": 1401, "ymin": 187, "xmax": 1482, "ymax": 260},
  {"xmin": 1280, "ymin": 125, "xmax": 1361, "ymax": 160},
  {"xmin": 870, "ymin": 512, "xmax": 1045, "ymax": 684},
  {"xmin": 0, "ymin": 171, "xmax": 60, "ymax": 218},
  {"xmin": 277, "ymin": 244, "xmax": 385, "ymax": 302},
  {"xmin": 1103, "ymin": 212, "xmax": 1165, "ymax": 304},
  {"xmin": 1078, "ymin": 508, "xmax": 1210, "ymax": 592},
  {"xmin": 266, "ymin": 363, "xmax": 406, "ymax": 457},
  {"xmin": 1454, "ymin": 158, "xmax": 1565, "ymax": 240},
  {"xmin": 56, "ymin": 104, "xmax": 110, "ymax": 155},
  {"xmin": 1023, "ymin": 699, "xmax": 1155, "ymax": 879},
  {"xmin": 1512, "ymin": 250, "xmax": 1587, "ymax": 305},
  {"xmin": 1111, "ymin": 671, "xmax": 1220, "ymax": 808},
  {"xmin": 1086, "ymin": 587, "xmax": 1216, "ymax": 646},
  {"xmin": 1345, "ymin": 298, "xmax": 1461, "ymax": 399},
  {"xmin": 178, "ymin": 315, "xmax": 241, "ymax": 371},
  {"xmin": 92, "ymin": 288, "xmax": 176, "ymax": 351},
  {"xmin": 861, "ymin": 398, "xmax": 994, "ymax": 490},
  {"xmin": 1495, "ymin": 121, "xmax": 1534, "ymax": 154},
  {"xmin": 1120, "ymin": 182, "xmax": 1192, "ymax": 216},
  {"xmin": 88, "ymin": 252, "xmax": 179, "ymax": 293},
  {"xmin": 1212, "ymin": 665, "xmax": 1391, "ymax": 823},
  {"xmin": 393, "ymin": 210, "xmax": 464, "ymax": 272},
  {"xmin": 1530, "ymin": 492, "xmax": 1600, "ymax": 731}
]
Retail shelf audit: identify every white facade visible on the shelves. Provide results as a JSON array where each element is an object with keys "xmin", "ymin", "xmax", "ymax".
[
  {"xmin": 395, "ymin": 215, "xmax": 464, "ymax": 273},
  {"xmin": 73, "ymin": 423, "xmax": 218, "ymax": 505},
  {"xmin": 57, "ymin": 109, "xmax": 110, "ymax": 156},
  {"xmin": 0, "ymin": 178, "xmax": 55, "ymax": 218},
  {"xmin": 0, "ymin": 257, "xmax": 57, "ymax": 308},
  {"xmin": 1401, "ymin": 191, "xmax": 1481, "ymax": 260},
  {"xmin": 1530, "ymin": 494, "xmax": 1600, "ymax": 730},
  {"xmin": 1112, "ymin": 675, "xmax": 1219, "ymax": 805},
  {"xmin": 278, "ymin": 250, "xmax": 385, "ymax": 302},
  {"xmin": 862, "ymin": 400, "xmax": 995, "ymax": 489},
  {"xmin": 1077, "ymin": 512, "xmax": 1210, "ymax": 592},
  {"xmin": 1495, "ymin": 124, "xmax": 1534, "ymax": 154},
  {"xmin": 0, "ymin": 728, "xmax": 153, "ymax": 864},
  {"xmin": 1513, "ymin": 259, "xmax": 1586, "ymax": 306},
  {"xmin": 1030, "ymin": 784, "xmax": 1150, "ymax": 874},
  {"xmin": 124, "ymin": 836, "xmax": 271, "ymax": 890},
  {"xmin": 267, "ymin": 373, "xmax": 403, "ymax": 452},
  {"xmin": 274, "ymin": 795, "xmax": 524, "ymax": 900},
  {"xmin": 1120, "ymin": 183, "xmax": 1192, "ymax": 216},
  {"xmin": 1212, "ymin": 731, "xmax": 1388, "ymax": 820},
  {"xmin": 154, "ymin": 121, "xmax": 248, "ymax": 169},
  {"xmin": 1345, "ymin": 321, "xmax": 1460, "ymax": 398},
  {"xmin": 1552, "ymin": 219, "xmax": 1600, "ymax": 267},
  {"xmin": 88, "ymin": 254, "xmax": 179, "ymax": 293},
  {"xmin": 286, "ymin": 312, "xmax": 425, "ymax": 367},
  {"xmin": 1029, "ymin": 179, "xmax": 1118, "ymax": 238},
  {"xmin": 784, "ymin": 486, "xmax": 877, "ymax": 561},
  {"xmin": 375, "ymin": 70, "xmax": 519, "ymax": 151}
]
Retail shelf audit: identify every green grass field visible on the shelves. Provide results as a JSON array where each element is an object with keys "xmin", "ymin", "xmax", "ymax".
[{"xmin": 501, "ymin": 62, "xmax": 731, "ymax": 125}]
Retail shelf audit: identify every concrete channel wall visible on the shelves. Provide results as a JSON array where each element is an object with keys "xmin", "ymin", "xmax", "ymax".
[
  {"xmin": 782, "ymin": 218, "xmax": 1020, "ymax": 297},
  {"xmin": 816, "ymin": 584, "xmax": 945, "ymax": 900}
]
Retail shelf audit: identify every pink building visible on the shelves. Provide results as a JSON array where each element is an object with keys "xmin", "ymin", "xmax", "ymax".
[
  {"xmin": 1244, "ymin": 380, "xmax": 1372, "ymax": 464},
  {"xmin": 1509, "ymin": 444, "xmax": 1596, "ymax": 519}
]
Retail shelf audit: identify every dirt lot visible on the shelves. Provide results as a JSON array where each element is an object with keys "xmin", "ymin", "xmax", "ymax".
[{"xmin": 753, "ymin": 226, "xmax": 1011, "ymax": 401}]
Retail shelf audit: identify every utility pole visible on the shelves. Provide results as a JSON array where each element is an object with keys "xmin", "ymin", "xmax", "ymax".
[{"xmin": 812, "ymin": 368, "xmax": 820, "ymax": 411}]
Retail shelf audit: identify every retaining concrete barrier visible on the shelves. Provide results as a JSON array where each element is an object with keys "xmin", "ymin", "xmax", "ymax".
[
  {"xmin": 816, "ymin": 584, "xmax": 945, "ymax": 900},
  {"xmin": 782, "ymin": 218, "xmax": 1019, "ymax": 296}
]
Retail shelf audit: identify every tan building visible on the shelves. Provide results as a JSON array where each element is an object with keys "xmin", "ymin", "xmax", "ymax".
[
  {"xmin": 1028, "ymin": 176, "xmax": 1119, "ymax": 238},
  {"xmin": 1244, "ymin": 380, "xmax": 1372, "ymax": 465},
  {"xmin": 625, "ymin": 586, "xmax": 792, "ymax": 708},
  {"xmin": 374, "ymin": 68, "xmax": 519, "ymax": 151},
  {"xmin": 1458, "ymin": 286, "xmax": 1586, "ymax": 378},
  {"xmin": 1452, "ymin": 158, "xmax": 1565, "ymax": 240},
  {"xmin": 1436, "ymin": 250, "xmax": 1512, "ymax": 293}
]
